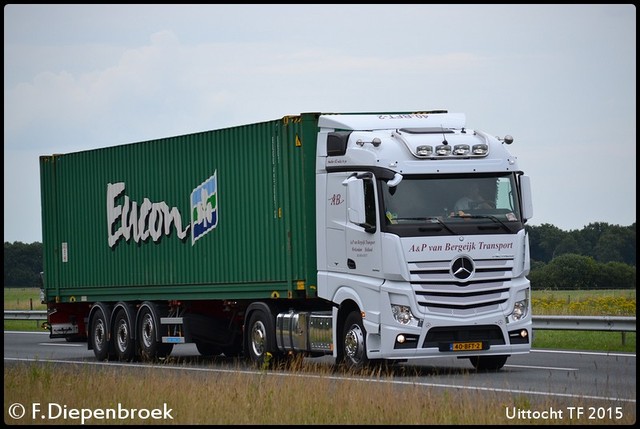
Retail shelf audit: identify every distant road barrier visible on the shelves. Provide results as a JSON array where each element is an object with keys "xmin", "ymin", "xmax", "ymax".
[
  {"xmin": 5, "ymin": 310, "xmax": 49, "ymax": 321},
  {"xmin": 533, "ymin": 315, "xmax": 636, "ymax": 332},
  {"xmin": 5, "ymin": 310, "xmax": 635, "ymax": 332},
  {"xmin": 4, "ymin": 310, "xmax": 48, "ymax": 321}
]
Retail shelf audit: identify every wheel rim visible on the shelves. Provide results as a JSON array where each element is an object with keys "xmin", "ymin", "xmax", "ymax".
[
  {"xmin": 141, "ymin": 313, "xmax": 154, "ymax": 349},
  {"xmin": 344, "ymin": 324, "xmax": 364, "ymax": 363},
  {"xmin": 250, "ymin": 320, "xmax": 266, "ymax": 357},
  {"xmin": 93, "ymin": 318, "xmax": 105, "ymax": 351},
  {"xmin": 116, "ymin": 319, "xmax": 129, "ymax": 352}
]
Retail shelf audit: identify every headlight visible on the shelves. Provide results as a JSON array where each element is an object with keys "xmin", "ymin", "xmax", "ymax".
[
  {"xmin": 391, "ymin": 305, "xmax": 414, "ymax": 325},
  {"xmin": 511, "ymin": 299, "xmax": 528, "ymax": 321}
]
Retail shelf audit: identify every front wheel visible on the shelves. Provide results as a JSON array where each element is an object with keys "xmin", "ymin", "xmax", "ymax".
[
  {"xmin": 469, "ymin": 355, "xmax": 508, "ymax": 371},
  {"xmin": 245, "ymin": 309, "xmax": 278, "ymax": 368},
  {"xmin": 340, "ymin": 311, "xmax": 369, "ymax": 371}
]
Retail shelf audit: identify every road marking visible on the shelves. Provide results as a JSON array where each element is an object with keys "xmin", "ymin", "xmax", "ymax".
[{"xmin": 505, "ymin": 364, "xmax": 578, "ymax": 371}]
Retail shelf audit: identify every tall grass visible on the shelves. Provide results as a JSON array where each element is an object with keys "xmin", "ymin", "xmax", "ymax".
[{"xmin": 4, "ymin": 362, "xmax": 636, "ymax": 425}]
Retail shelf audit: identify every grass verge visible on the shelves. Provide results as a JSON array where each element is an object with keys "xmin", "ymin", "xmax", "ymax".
[{"xmin": 4, "ymin": 361, "xmax": 636, "ymax": 425}]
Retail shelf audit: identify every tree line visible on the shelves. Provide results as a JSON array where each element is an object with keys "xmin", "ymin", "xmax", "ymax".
[
  {"xmin": 4, "ymin": 222, "xmax": 636, "ymax": 290},
  {"xmin": 527, "ymin": 222, "xmax": 635, "ymax": 290}
]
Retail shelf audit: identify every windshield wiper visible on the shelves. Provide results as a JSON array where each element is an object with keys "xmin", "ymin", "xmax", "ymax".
[
  {"xmin": 418, "ymin": 217, "xmax": 458, "ymax": 235},
  {"xmin": 454, "ymin": 214, "xmax": 512, "ymax": 232}
]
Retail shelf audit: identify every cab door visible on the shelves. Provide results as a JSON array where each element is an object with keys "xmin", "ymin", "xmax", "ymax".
[{"xmin": 343, "ymin": 173, "xmax": 383, "ymax": 276}]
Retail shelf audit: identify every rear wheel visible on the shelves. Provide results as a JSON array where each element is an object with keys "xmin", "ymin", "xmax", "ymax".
[
  {"xmin": 113, "ymin": 308, "xmax": 136, "ymax": 362},
  {"xmin": 89, "ymin": 308, "xmax": 113, "ymax": 361},
  {"xmin": 469, "ymin": 355, "xmax": 508, "ymax": 371},
  {"xmin": 138, "ymin": 305, "xmax": 173, "ymax": 361}
]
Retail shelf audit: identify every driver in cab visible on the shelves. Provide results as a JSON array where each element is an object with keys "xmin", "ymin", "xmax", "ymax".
[{"xmin": 453, "ymin": 182, "xmax": 493, "ymax": 216}]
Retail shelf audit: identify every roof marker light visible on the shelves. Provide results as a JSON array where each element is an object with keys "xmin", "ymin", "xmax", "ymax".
[
  {"xmin": 436, "ymin": 145, "xmax": 451, "ymax": 156},
  {"xmin": 472, "ymin": 144, "xmax": 488, "ymax": 155},
  {"xmin": 416, "ymin": 145, "xmax": 433, "ymax": 157},
  {"xmin": 453, "ymin": 144, "xmax": 470, "ymax": 155}
]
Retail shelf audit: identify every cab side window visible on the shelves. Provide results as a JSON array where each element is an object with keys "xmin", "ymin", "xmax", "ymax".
[{"xmin": 363, "ymin": 178, "xmax": 376, "ymax": 231}]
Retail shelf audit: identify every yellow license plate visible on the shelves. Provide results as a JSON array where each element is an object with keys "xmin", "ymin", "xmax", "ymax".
[{"xmin": 451, "ymin": 341, "xmax": 483, "ymax": 351}]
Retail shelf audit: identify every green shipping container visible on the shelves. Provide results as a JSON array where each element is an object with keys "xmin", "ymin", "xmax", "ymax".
[{"xmin": 40, "ymin": 113, "xmax": 320, "ymax": 303}]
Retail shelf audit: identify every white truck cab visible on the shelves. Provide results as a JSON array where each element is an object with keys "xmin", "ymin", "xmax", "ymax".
[{"xmin": 315, "ymin": 111, "xmax": 532, "ymax": 370}]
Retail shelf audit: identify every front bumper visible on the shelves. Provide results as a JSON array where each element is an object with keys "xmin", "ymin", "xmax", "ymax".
[{"xmin": 364, "ymin": 312, "xmax": 531, "ymax": 360}]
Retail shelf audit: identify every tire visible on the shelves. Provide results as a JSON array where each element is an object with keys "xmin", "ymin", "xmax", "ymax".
[
  {"xmin": 138, "ymin": 305, "xmax": 173, "ymax": 361},
  {"xmin": 469, "ymin": 355, "xmax": 508, "ymax": 371},
  {"xmin": 89, "ymin": 308, "xmax": 113, "ymax": 361},
  {"xmin": 113, "ymin": 308, "xmax": 136, "ymax": 362},
  {"xmin": 340, "ymin": 311, "xmax": 370, "ymax": 371},
  {"xmin": 245, "ymin": 309, "xmax": 278, "ymax": 367}
]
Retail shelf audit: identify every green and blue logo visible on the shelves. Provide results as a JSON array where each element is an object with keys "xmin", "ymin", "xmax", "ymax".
[{"xmin": 191, "ymin": 171, "xmax": 218, "ymax": 245}]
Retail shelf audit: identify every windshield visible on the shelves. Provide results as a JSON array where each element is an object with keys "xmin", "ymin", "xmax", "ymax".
[{"xmin": 381, "ymin": 173, "xmax": 523, "ymax": 235}]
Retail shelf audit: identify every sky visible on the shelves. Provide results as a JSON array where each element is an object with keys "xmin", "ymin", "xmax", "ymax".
[{"xmin": 4, "ymin": 4, "xmax": 636, "ymax": 244}]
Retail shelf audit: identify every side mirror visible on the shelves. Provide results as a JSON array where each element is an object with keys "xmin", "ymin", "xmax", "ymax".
[{"xmin": 342, "ymin": 176, "xmax": 367, "ymax": 225}]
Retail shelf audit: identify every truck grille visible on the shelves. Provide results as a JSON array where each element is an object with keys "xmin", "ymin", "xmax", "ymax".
[{"xmin": 409, "ymin": 258, "xmax": 513, "ymax": 314}]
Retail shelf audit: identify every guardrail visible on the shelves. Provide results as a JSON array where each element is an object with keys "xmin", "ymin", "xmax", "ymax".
[
  {"xmin": 5, "ymin": 310, "xmax": 636, "ymax": 332},
  {"xmin": 4, "ymin": 310, "xmax": 48, "ymax": 321},
  {"xmin": 533, "ymin": 315, "xmax": 636, "ymax": 332}
]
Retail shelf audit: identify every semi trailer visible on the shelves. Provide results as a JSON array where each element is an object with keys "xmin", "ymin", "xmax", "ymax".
[{"xmin": 40, "ymin": 110, "xmax": 533, "ymax": 370}]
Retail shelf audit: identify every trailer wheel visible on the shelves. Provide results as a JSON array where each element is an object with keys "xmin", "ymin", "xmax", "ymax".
[
  {"xmin": 89, "ymin": 308, "xmax": 113, "ymax": 361},
  {"xmin": 340, "ymin": 311, "xmax": 370, "ymax": 371},
  {"xmin": 246, "ymin": 309, "xmax": 278, "ymax": 367},
  {"xmin": 113, "ymin": 308, "xmax": 136, "ymax": 362},
  {"xmin": 138, "ymin": 306, "xmax": 173, "ymax": 361},
  {"xmin": 469, "ymin": 355, "xmax": 508, "ymax": 371}
]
